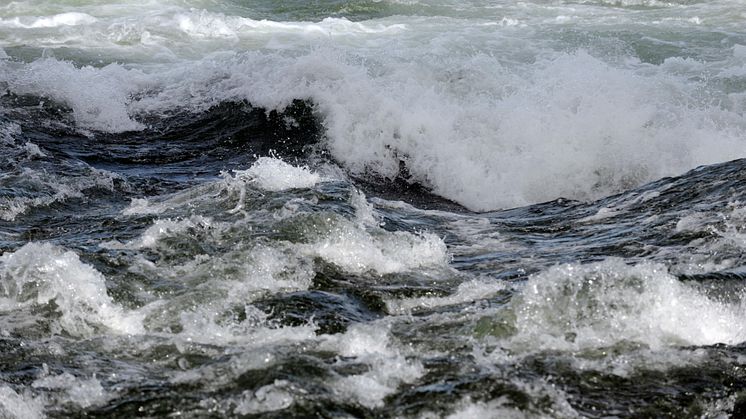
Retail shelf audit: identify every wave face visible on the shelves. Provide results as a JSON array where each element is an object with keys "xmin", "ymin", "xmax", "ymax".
[
  {"xmin": 2, "ymin": 0, "xmax": 746, "ymax": 210},
  {"xmin": 2, "ymin": 1, "xmax": 746, "ymax": 418}
]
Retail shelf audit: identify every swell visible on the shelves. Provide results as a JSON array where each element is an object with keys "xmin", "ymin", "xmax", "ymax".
[
  {"xmin": 3, "ymin": 98, "xmax": 746, "ymax": 418},
  {"xmin": 0, "ymin": 95, "xmax": 462, "ymax": 255},
  {"xmin": 448, "ymin": 157, "xmax": 746, "ymax": 280},
  {"xmin": 5, "ymin": 86, "xmax": 746, "ymax": 226},
  {"xmin": 5, "ymin": 96, "xmax": 319, "ymax": 166},
  {"xmin": 5, "ymin": 89, "xmax": 465, "ymax": 208},
  {"xmin": 3, "ymin": 38, "xmax": 746, "ymax": 212}
]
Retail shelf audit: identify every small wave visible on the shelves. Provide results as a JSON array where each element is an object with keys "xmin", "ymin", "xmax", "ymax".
[
  {"xmin": 491, "ymin": 259, "xmax": 746, "ymax": 351},
  {"xmin": 232, "ymin": 157, "xmax": 321, "ymax": 192},
  {"xmin": 0, "ymin": 167, "xmax": 118, "ymax": 221},
  {"xmin": 0, "ymin": 242, "xmax": 144, "ymax": 337}
]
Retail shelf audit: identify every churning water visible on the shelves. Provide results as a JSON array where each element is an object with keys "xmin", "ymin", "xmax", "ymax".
[{"xmin": 2, "ymin": 0, "xmax": 746, "ymax": 417}]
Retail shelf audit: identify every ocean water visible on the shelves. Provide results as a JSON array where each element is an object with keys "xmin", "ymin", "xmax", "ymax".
[{"xmin": 1, "ymin": 0, "xmax": 746, "ymax": 417}]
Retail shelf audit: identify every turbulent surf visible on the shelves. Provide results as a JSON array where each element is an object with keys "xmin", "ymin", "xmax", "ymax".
[{"xmin": 2, "ymin": 0, "xmax": 746, "ymax": 417}]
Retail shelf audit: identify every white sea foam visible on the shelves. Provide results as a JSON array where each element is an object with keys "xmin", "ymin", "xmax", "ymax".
[
  {"xmin": 700, "ymin": 393, "xmax": 740, "ymax": 419},
  {"xmin": 0, "ymin": 12, "xmax": 97, "ymax": 29},
  {"xmin": 177, "ymin": 308, "xmax": 315, "ymax": 347},
  {"xmin": 303, "ymin": 217, "xmax": 450, "ymax": 275},
  {"xmin": 32, "ymin": 372, "xmax": 110, "ymax": 408},
  {"xmin": 321, "ymin": 322, "xmax": 424, "ymax": 408},
  {"xmin": 172, "ymin": 12, "xmax": 406, "ymax": 41},
  {"xmin": 121, "ymin": 208, "xmax": 447, "ymax": 342},
  {"xmin": 2, "ymin": 1, "xmax": 745, "ymax": 416},
  {"xmin": 0, "ymin": 58, "xmax": 146, "ymax": 132},
  {"xmin": 0, "ymin": 2, "xmax": 744, "ymax": 209},
  {"xmin": 300, "ymin": 188, "xmax": 449, "ymax": 278},
  {"xmin": 0, "ymin": 386, "xmax": 44, "ymax": 419},
  {"xmin": 503, "ymin": 259, "xmax": 746, "ymax": 352},
  {"xmin": 0, "ymin": 242, "xmax": 144, "ymax": 337},
  {"xmin": 232, "ymin": 157, "xmax": 321, "ymax": 192},
  {"xmin": 669, "ymin": 201, "xmax": 746, "ymax": 273},
  {"xmin": 121, "ymin": 197, "xmax": 166, "ymax": 216},
  {"xmin": 23, "ymin": 142, "xmax": 46, "ymax": 158},
  {"xmin": 121, "ymin": 158, "xmax": 322, "ymax": 217},
  {"xmin": 445, "ymin": 398, "xmax": 527, "ymax": 419},
  {"xmin": 217, "ymin": 158, "xmax": 322, "ymax": 214},
  {"xmin": 704, "ymin": 202, "xmax": 746, "ymax": 251},
  {"xmin": 130, "ymin": 237, "xmax": 317, "ymax": 344},
  {"xmin": 118, "ymin": 176, "xmax": 445, "ymax": 296},
  {"xmin": 349, "ymin": 189, "xmax": 379, "ymax": 227}
]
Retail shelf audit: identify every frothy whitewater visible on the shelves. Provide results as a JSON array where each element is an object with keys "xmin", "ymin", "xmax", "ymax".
[{"xmin": 2, "ymin": 0, "xmax": 746, "ymax": 417}]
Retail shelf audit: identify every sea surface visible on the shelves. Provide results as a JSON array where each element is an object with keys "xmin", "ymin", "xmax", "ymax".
[{"xmin": 2, "ymin": 0, "xmax": 746, "ymax": 417}]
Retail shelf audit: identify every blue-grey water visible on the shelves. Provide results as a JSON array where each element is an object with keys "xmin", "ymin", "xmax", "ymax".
[{"xmin": 2, "ymin": 1, "xmax": 746, "ymax": 417}]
